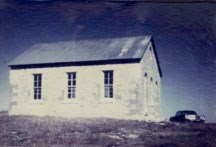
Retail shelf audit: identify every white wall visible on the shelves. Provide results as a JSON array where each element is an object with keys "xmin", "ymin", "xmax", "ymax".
[
  {"xmin": 9, "ymin": 62, "xmax": 147, "ymax": 120},
  {"xmin": 140, "ymin": 42, "xmax": 161, "ymax": 119}
]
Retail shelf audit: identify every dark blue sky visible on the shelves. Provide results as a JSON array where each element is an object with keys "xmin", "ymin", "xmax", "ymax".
[{"xmin": 0, "ymin": 1, "xmax": 216, "ymax": 122}]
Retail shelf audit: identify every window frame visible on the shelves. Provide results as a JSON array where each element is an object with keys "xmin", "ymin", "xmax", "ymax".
[
  {"xmin": 33, "ymin": 74, "xmax": 42, "ymax": 100},
  {"xmin": 67, "ymin": 72, "xmax": 77, "ymax": 99},
  {"xmin": 103, "ymin": 70, "xmax": 114, "ymax": 98}
]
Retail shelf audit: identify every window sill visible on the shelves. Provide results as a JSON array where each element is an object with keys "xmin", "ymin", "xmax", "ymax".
[
  {"xmin": 99, "ymin": 98, "xmax": 117, "ymax": 103},
  {"xmin": 29, "ymin": 100, "xmax": 44, "ymax": 104},
  {"xmin": 62, "ymin": 98, "xmax": 79, "ymax": 104}
]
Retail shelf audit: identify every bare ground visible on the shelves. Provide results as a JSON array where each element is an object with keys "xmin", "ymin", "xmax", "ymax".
[{"xmin": 0, "ymin": 112, "xmax": 216, "ymax": 147}]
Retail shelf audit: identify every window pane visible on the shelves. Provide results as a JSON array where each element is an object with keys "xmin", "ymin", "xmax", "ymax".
[
  {"xmin": 109, "ymin": 86, "xmax": 113, "ymax": 98},
  {"xmin": 71, "ymin": 87, "xmax": 76, "ymax": 98},
  {"xmin": 38, "ymin": 94, "xmax": 41, "ymax": 99},
  {"xmin": 68, "ymin": 74, "xmax": 71, "ymax": 79},
  {"xmin": 38, "ymin": 81, "xmax": 41, "ymax": 87},
  {"xmin": 109, "ymin": 91, "xmax": 113, "ymax": 98},
  {"xmin": 110, "ymin": 71, "xmax": 113, "ymax": 77},
  {"xmin": 34, "ymin": 94, "xmax": 37, "ymax": 99},
  {"xmin": 104, "ymin": 72, "xmax": 108, "ymax": 78},
  {"xmin": 34, "ymin": 82, "xmax": 37, "ymax": 87},
  {"xmin": 105, "ymin": 86, "xmax": 108, "ymax": 98},
  {"xmin": 73, "ymin": 73, "xmax": 76, "ymax": 79},
  {"xmin": 38, "ymin": 75, "xmax": 41, "ymax": 81},
  {"xmin": 68, "ymin": 93, "xmax": 71, "ymax": 98},
  {"xmin": 39, "ymin": 88, "xmax": 42, "ymax": 99},
  {"xmin": 110, "ymin": 78, "xmax": 113, "ymax": 84},
  {"xmin": 105, "ymin": 78, "xmax": 108, "ymax": 84},
  {"xmin": 72, "ymin": 92, "xmax": 76, "ymax": 98},
  {"xmin": 68, "ymin": 81, "xmax": 71, "ymax": 86},
  {"xmin": 72, "ymin": 80, "xmax": 76, "ymax": 86}
]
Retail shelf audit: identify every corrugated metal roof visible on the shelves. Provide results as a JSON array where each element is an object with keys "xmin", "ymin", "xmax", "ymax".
[{"xmin": 9, "ymin": 36, "xmax": 152, "ymax": 66}]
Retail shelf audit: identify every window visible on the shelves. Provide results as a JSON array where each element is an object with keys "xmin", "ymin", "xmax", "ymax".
[
  {"xmin": 33, "ymin": 74, "xmax": 42, "ymax": 100},
  {"xmin": 103, "ymin": 70, "xmax": 113, "ymax": 98},
  {"xmin": 150, "ymin": 77, "xmax": 153, "ymax": 105},
  {"xmin": 67, "ymin": 72, "xmax": 76, "ymax": 99},
  {"xmin": 144, "ymin": 73, "xmax": 147, "ymax": 77},
  {"xmin": 150, "ymin": 46, "xmax": 152, "ymax": 51}
]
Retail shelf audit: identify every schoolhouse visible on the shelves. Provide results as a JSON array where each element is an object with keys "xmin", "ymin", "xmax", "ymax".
[{"xmin": 8, "ymin": 36, "xmax": 162, "ymax": 120}]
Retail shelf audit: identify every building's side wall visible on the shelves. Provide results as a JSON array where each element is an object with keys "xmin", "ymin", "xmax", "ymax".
[
  {"xmin": 140, "ymin": 41, "xmax": 161, "ymax": 120},
  {"xmin": 9, "ymin": 63, "xmax": 144, "ymax": 119}
]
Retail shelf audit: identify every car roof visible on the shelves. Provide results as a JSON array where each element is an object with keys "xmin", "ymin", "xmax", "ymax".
[{"xmin": 177, "ymin": 110, "xmax": 197, "ymax": 114}]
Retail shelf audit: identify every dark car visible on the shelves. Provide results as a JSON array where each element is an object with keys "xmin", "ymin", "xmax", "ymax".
[{"xmin": 170, "ymin": 110, "xmax": 205, "ymax": 123}]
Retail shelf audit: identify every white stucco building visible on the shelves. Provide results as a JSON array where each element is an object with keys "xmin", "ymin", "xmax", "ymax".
[{"xmin": 8, "ymin": 36, "xmax": 162, "ymax": 120}]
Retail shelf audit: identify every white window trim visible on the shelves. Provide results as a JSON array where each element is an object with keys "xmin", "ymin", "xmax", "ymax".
[
  {"xmin": 100, "ymin": 70, "xmax": 116, "ymax": 103},
  {"xmin": 103, "ymin": 70, "xmax": 114, "ymax": 99},
  {"xmin": 63, "ymin": 72, "xmax": 78, "ymax": 103},
  {"xmin": 32, "ymin": 73, "xmax": 42, "ymax": 101},
  {"xmin": 67, "ymin": 72, "xmax": 77, "ymax": 99}
]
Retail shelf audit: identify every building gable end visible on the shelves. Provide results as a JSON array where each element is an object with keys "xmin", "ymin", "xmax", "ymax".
[{"xmin": 140, "ymin": 38, "xmax": 162, "ymax": 77}]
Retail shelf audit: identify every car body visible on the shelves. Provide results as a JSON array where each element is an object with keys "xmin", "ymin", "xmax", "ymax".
[{"xmin": 170, "ymin": 110, "xmax": 205, "ymax": 123}]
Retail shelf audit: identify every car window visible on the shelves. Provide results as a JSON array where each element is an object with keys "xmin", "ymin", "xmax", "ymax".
[
  {"xmin": 184, "ymin": 111, "xmax": 197, "ymax": 115},
  {"xmin": 188, "ymin": 111, "xmax": 197, "ymax": 115},
  {"xmin": 176, "ymin": 112, "xmax": 182, "ymax": 116},
  {"xmin": 176, "ymin": 111, "xmax": 197, "ymax": 116}
]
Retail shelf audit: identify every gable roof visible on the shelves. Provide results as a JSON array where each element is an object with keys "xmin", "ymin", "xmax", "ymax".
[{"xmin": 9, "ymin": 36, "xmax": 162, "ymax": 76}]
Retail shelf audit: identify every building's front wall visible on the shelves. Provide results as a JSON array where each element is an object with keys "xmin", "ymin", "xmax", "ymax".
[
  {"xmin": 140, "ymin": 42, "xmax": 161, "ymax": 120},
  {"xmin": 9, "ymin": 62, "xmax": 147, "ymax": 119}
]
